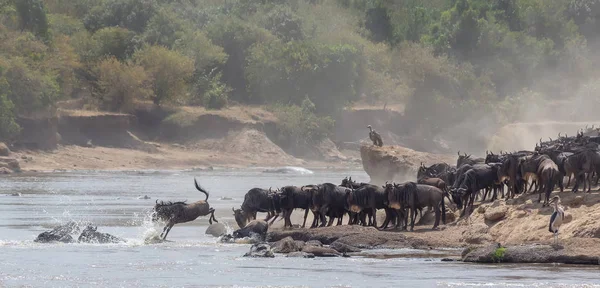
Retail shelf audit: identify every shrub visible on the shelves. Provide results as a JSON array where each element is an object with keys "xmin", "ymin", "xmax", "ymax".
[
  {"xmin": 268, "ymin": 97, "xmax": 334, "ymax": 148},
  {"xmin": 133, "ymin": 45, "xmax": 194, "ymax": 105},
  {"xmin": 94, "ymin": 57, "xmax": 151, "ymax": 112},
  {"xmin": 0, "ymin": 93, "xmax": 20, "ymax": 142},
  {"xmin": 201, "ymin": 73, "xmax": 230, "ymax": 110},
  {"xmin": 92, "ymin": 27, "xmax": 136, "ymax": 61}
]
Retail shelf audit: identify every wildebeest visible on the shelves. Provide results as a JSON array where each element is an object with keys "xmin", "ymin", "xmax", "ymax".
[
  {"xmin": 345, "ymin": 183, "xmax": 393, "ymax": 229},
  {"xmin": 78, "ymin": 226, "xmax": 126, "ymax": 243},
  {"xmin": 518, "ymin": 154, "xmax": 560, "ymax": 206},
  {"xmin": 233, "ymin": 219, "xmax": 269, "ymax": 241},
  {"xmin": 563, "ymin": 149, "xmax": 600, "ymax": 193},
  {"xmin": 310, "ymin": 183, "xmax": 350, "ymax": 228},
  {"xmin": 340, "ymin": 177, "xmax": 372, "ymax": 225},
  {"xmin": 456, "ymin": 151, "xmax": 485, "ymax": 167},
  {"xmin": 387, "ymin": 182, "xmax": 446, "ymax": 231},
  {"xmin": 368, "ymin": 125, "xmax": 383, "ymax": 147},
  {"xmin": 417, "ymin": 163, "xmax": 455, "ymax": 186},
  {"xmin": 278, "ymin": 185, "xmax": 314, "ymax": 228},
  {"xmin": 235, "ymin": 187, "xmax": 282, "ymax": 228},
  {"xmin": 34, "ymin": 221, "xmax": 80, "ymax": 243},
  {"xmin": 152, "ymin": 178, "xmax": 218, "ymax": 240},
  {"xmin": 451, "ymin": 163, "xmax": 501, "ymax": 217}
]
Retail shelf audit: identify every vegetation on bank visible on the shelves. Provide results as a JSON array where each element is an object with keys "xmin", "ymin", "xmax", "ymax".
[{"xmin": 1, "ymin": 0, "xmax": 599, "ymax": 148}]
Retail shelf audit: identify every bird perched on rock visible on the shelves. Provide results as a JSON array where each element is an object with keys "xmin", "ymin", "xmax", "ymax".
[
  {"xmin": 549, "ymin": 196, "xmax": 565, "ymax": 246},
  {"xmin": 367, "ymin": 125, "xmax": 383, "ymax": 147}
]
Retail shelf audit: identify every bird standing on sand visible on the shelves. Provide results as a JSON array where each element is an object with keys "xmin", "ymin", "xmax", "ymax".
[
  {"xmin": 368, "ymin": 125, "xmax": 383, "ymax": 147},
  {"xmin": 548, "ymin": 196, "xmax": 565, "ymax": 246}
]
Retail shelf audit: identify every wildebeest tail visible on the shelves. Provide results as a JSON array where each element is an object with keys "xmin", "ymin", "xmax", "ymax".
[{"xmin": 194, "ymin": 177, "xmax": 209, "ymax": 201}]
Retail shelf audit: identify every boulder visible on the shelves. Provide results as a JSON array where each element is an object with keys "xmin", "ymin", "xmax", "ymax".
[
  {"xmin": 205, "ymin": 223, "xmax": 227, "ymax": 237},
  {"xmin": 484, "ymin": 206, "xmax": 508, "ymax": 222},
  {"xmin": 271, "ymin": 236, "xmax": 303, "ymax": 254},
  {"xmin": 0, "ymin": 142, "xmax": 9, "ymax": 156},
  {"xmin": 301, "ymin": 246, "xmax": 342, "ymax": 257},
  {"xmin": 0, "ymin": 167, "xmax": 11, "ymax": 174},
  {"xmin": 330, "ymin": 241, "xmax": 361, "ymax": 253},
  {"xmin": 0, "ymin": 157, "xmax": 20, "ymax": 172},
  {"xmin": 287, "ymin": 252, "xmax": 315, "ymax": 258},
  {"xmin": 244, "ymin": 243, "xmax": 275, "ymax": 258},
  {"xmin": 568, "ymin": 196, "xmax": 584, "ymax": 207},
  {"xmin": 462, "ymin": 244, "xmax": 600, "ymax": 265},
  {"xmin": 305, "ymin": 240, "xmax": 323, "ymax": 247}
]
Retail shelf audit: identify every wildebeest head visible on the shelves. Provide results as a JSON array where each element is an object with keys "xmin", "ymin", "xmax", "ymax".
[
  {"xmin": 456, "ymin": 151, "xmax": 472, "ymax": 167},
  {"xmin": 451, "ymin": 188, "xmax": 465, "ymax": 209},
  {"xmin": 382, "ymin": 182, "xmax": 394, "ymax": 206},
  {"xmin": 232, "ymin": 207, "xmax": 247, "ymax": 229},
  {"xmin": 345, "ymin": 189, "xmax": 362, "ymax": 213}
]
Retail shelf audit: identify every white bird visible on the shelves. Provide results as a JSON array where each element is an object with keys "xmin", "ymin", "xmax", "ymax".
[{"xmin": 548, "ymin": 196, "xmax": 565, "ymax": 246}]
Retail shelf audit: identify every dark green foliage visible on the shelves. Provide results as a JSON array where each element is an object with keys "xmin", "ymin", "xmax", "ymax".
[
  {"xmin": 0, "ymin": 93, "xmax": 20, "ymax": 142},
  {"xmin": 83, "ymin": 0, "xmax": 157, "ymax": 33},
  {"xmin": 365, "ymin": 6, "xmax": 393, "ymax": 43},
  {"xmin": 14, "ymin": 0, "xmax": 50, "ymax": 41}
]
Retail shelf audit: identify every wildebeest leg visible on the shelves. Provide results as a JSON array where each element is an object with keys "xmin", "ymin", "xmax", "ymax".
[
  {"xmin": 268, "ymin": 213, "xmax": 279, "ymax": 225},
  {"xmin": 161, "ymin": 221, "xmax": 175, "ymax": 240},
  {"xmin": 300, "ymin": 209, "xmax": 309, "ymax": 228},
  {"xmin": 432, "ymin": 206, "xmax": 441, "ymax": 230},
  {"xmin": 566, "ymin": 174, "xmax": 572, "ymax": 188},
  {"xmin": 558, "ymin": 175, "xmax": 564, "ymax": 193},
  {"xmin": 586, "ymin": 173, "xmax": 592, "ymax": 193},
  {"xmin": 318, "ymin": 207, "xmax": 328, "ymax": 227},
  {"xmin": 208, "ymin": 208, "xmax": 217, "ymax": 225}
]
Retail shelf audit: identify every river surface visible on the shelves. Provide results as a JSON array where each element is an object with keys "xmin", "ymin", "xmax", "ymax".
[{"xmin": 1, "ymin": 168, "xmax": 599, "ymax": 288}]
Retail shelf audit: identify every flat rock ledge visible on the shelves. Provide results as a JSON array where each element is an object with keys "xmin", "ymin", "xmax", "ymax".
[
  {"xmin": 462, "ymin": 244, "xmax": 600, "ymax": 265},
  {"xmin": 267, "ymin": 225, "xmax": 427, "ymax": 250}
]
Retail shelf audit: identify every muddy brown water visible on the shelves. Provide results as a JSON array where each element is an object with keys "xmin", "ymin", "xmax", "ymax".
[{"xmin": 1, "ymin": 169, "xmax": 599, "ymax": 287}]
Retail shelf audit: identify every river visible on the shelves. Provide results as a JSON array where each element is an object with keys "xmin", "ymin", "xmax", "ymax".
[{"xmin": 1, "ymin": 169, "xmax": 599, "ymax": 287}]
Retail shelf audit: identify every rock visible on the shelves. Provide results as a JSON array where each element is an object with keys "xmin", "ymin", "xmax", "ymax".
[
  {"xmin": 477, "ymin": 206, "xmax": 486, "ymax": 214},
  {"xmin": 219, "ymin": 197, "xmax": 233, "ymax": 200},
  {"xmin": 302, "ymin": 246, "xmax": 342, "ymax": 257},
  {"xmin": 0, "ymin": 167, "xmax": 11, "ymax": 174},
  {"xmin": 34, "ymin": 221, "xmax": 80, "ymax": 243},
  {"xmin": 205, "ymin": 223, "xmax": 227, "ymax": 237},
  {"xmin": 330, "ymin": 241, "xmax": 361, "ymax": 253},
  {"xmin": 287, "ymin": 252, "xmax": 315, "ymax": 258},
  {"xmin": 484, "ymin": 206, "xmax": 508, "ymax": 222},
  {"xmin": 271, "ymin": 236, "xmax": 303, "ymax": 254},
  {"xmin": 461, "ymin": 224, "xmax": 492, "ymax": 244},
  {"xmin": 441, "ymin": 258, "xmax": 457, "ymax": 262},
  {"xmin": 9, "ymin": 192, "xmax": 21, "ymax": 196},
  {"xmin": 568, "ymin": 196, "xmax": 584, "ymax": 207},
  {"xmin": 305, "ymin": 240, "xmax": 323, "ymax": 247},
  {"xmin": 563, "ymin": 213, "xmax": 573, "ymax": 224},
  {"xmin": 0, "ymin": 142, "xmax": 9, "ymax": 156},
  {"xmin": 0, "ymin": 157, "xmax": 20, "ymax": 172},
  {"xmin": 462, "ymin": 244, "xmax": 600, "ymax": 265},
  {"xmin": 233, "ymin": 220, "xmax": 269, "ymax": 241},
  {"xmin": 445, "ymin": 211, "xmax": 457, "ymax": 223},
  {"xmin": 137, "ymin": 195, "xmax": 151, "ymax": 200},
  {"xmin": 244, "ymin": 243, "xmax": 275, "ymax": 258}
]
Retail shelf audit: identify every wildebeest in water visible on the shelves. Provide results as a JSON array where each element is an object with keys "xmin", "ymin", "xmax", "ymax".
[{"xmin": 152, "ymin": 178, "xmax": 218, "ymax": 240}]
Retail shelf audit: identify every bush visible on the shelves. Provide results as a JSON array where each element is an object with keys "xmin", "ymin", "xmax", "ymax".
[
  {"xmin": 92, "ymin": 27, "xmax": 136, "ymax": 61},
  {"xmin": 268, "ymin": 97, "xmax": 334, "ymax": 148},
  {"xmin": 246, "ymin": 39, "xmax": 362, "ymax": 113},
  {"xmin": 133, "ymin": 45, "xmax": 194, "ymax": 105},
  {"xmin": 0, "ymin": 93, "xmax": 20, "ymax": 142},
  {"xmin": 202, "ymin": 76, "xmax": 230, "ymax": 110},
  {"xmin": 83, "ymin": 0, "xmax": 157, "ymax": 33},
  {"xmin": 94, "ymin": 57, "xmax": 151, "ymax": 112}
]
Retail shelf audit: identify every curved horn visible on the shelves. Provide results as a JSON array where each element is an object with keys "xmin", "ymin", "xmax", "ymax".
[
  {"xmin": 549, "ymin": 137, "xmax": 552, "ymax": 142},
  {"xmin": 458, "ymin": 150, "xmax": 461, "ymax": 156},
  {"xmin": 232, "ymin": 207, "xmax": 235, "ymax": 212}
]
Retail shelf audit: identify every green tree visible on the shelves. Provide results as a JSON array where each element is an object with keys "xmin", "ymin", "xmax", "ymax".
[
  {"xmin": 92, "ymin": 27, "xmax": 136, "ymax": 61},
  {"xmin": 14, "ymin": 0, "xmax": 50, "ymax": 41},
  {"xmin": 133, "ymin": 45, "xmax": 194, "ymax": 105},
  {"xmin": 94, "ymin": 57, "xmax": 151, "ymax": 112},
  {"xmin": 83, "ymin": 0, "xmax": 157, "ymax": 33},
  {"xmin": 0, "ymin": 93, "xmax": 20, "ymax": 142}
]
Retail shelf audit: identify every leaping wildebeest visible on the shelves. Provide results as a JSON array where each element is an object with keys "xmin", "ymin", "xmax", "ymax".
[{"xmin": 152, "ymin": 178, "xmax": 218, "ymax": 240}]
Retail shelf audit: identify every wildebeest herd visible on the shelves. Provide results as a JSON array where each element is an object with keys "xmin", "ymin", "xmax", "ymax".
[{"xmin": 226, "ymin": 126, "xmax": 600, "ymax": 235}]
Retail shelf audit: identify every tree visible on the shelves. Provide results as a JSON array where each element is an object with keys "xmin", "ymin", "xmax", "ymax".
[
  {"xmin": 0, "ymin": 93, "xmax": 20, "ymax": 142},
  {"xmin": 14, "ymin": 0, "xmax": 50, "ymax": 42},
  {"xmin": 92, "ymin": 27, "xmax": 136, "ymax": 61},
  {"xmin": 94, "ymin": 57, "xmax": 151, "ymax": 112},
  {"xmin": 133, "ymin": 45, "xmax": 194, "ymax": 105}
]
